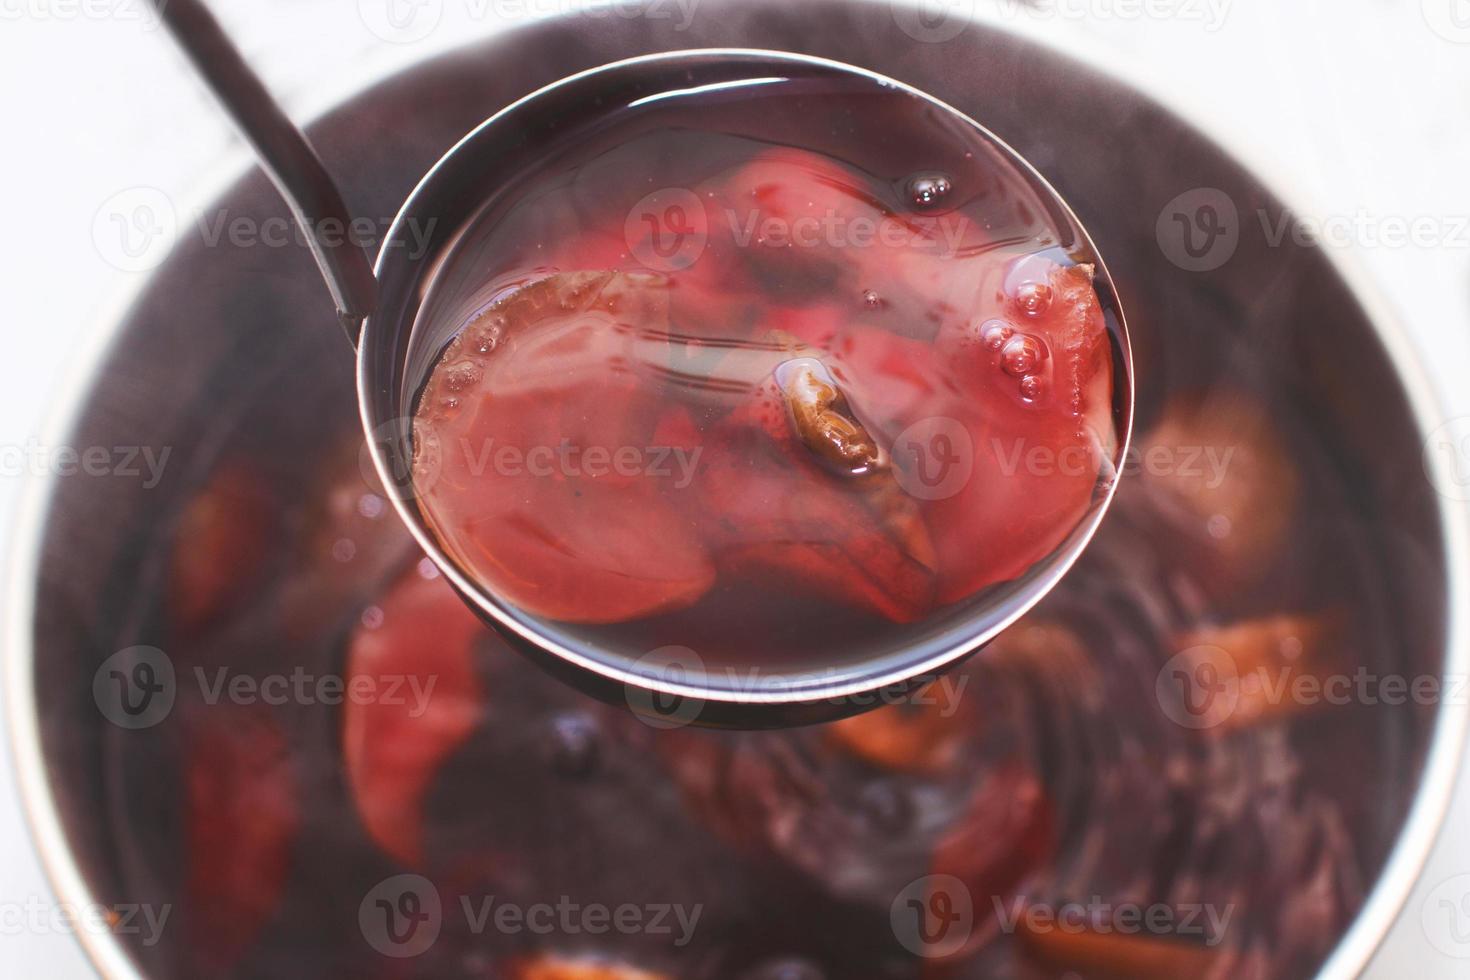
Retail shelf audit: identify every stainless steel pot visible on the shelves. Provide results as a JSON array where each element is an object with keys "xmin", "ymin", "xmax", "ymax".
[{"xmin": 8, "ymin": 1, "xmax": 1466, "ymax": 977}]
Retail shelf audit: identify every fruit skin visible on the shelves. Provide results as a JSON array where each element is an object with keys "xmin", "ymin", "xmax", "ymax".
[
  {"xmin": 343, "ymin": 567, "xmax": 488, "ymax": 867},
  {"xmin": 717, "ymin": 148, "xmax": 979, "ymax": 342},
  {"xmin": 823, "ymin": 679, "xmax": 973, "ymax": 775},
  {"xmin": 1015, "ymin": 924, "xmax": 1230, "ymax": 980},
  {"xmin": 509, "ymin": 956, "xmax": 672, "ymax": 980},
  {"xmin": 169, "ymin": 460, "xmax": 277, "ymax": 639},
  {"xmin": 1134, "ymin": 389, "xmax": 1300, "ymax": 595},
  {"xmin": 182, "ymin": 702, "xmax": 298, "ymax": 975},
  {"xmin": 927, "ymin": 764, "xmax": 1057, "ymax": 959},
  {"xmin": 690, "ymin": 363, "xmax": 936, "ymax": 624},
  {"xmin": 414, "ymin": 272, "xmax": 717, "ymax": 625},
  {"xmin": 1172, "ymin": 613, "xmax": 1343, "ymax": 733},
  {"xmin": 922, "ymin": 261, "xmax": 1114, "ymax": 605}
]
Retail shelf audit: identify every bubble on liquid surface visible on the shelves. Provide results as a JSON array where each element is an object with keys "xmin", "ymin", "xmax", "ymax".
[
  {"xmin": 548, "ymin": 712, "xmax": 601, "ymax": 778},
  {"xmin": 1002, "ymin": 335, "xmax": 1046, "ymax": 378},
  {"xmin": 906, "ymin": 172, "xmax": 953, "ymax": 208},
  {"xmin": 980, "ymin": 319, "xmax": 1014, "ymax": 351},
  {"xmin": 1014, "ymin": 280, "xmax": 1053, "ymax": 318},
  {"xmin": 467, "ymin": 316, "xmax": 505, "ymax": 354},
  {"xmin": 441, "ymin": 360, "xmax": 484, "ymax": 393}
]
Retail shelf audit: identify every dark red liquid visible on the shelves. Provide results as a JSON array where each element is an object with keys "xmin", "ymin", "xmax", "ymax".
[
  {"xmin": 411, "ymin": 75, "xmax": 1121, "ymax": 674},
  {"xmin": 75, "ymin": 46, "xmax": 1409, "ymax": 980}
]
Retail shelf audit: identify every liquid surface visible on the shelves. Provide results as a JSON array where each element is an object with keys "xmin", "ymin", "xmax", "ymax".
[{"xmin": 411, "ymin": 76, "xmax": 1121, "ymax": 675}]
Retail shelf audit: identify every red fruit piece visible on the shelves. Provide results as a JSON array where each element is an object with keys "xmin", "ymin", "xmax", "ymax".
[
  {"xmin": 1171, "ymin": 613, "xmax": 1342, "ymax": 733},
  {"xmin": 343, "ymin": 567, "xmax": 487, "ymax": 866},
  {"xmin": 1135, "ymin": 388, "xmax": 1299, "ymax": 594},
  {"xmin": 716, "ymin": 148, "xmax": 893, "ymax": 296},
  {"xmin": 718, "ymin": 148, "xmax": 884, "ymax": 245},
  {"xmin": 183, "ymin": 703, "xmax": 298, "ymax": 973},
  {"xmin": 169, "ymin": 460, "xmax": 277, "ymax": 638},
  {"xmin": 1017, "ymin": 925, "xmax": 1230, "ymax": 980},
  {"xmin": 510, "ymin": 956, "xmax": 671, "ymax": 980},
  {"xmin": 693, "ymin": 360, "xmax": 936, "ymax": 624},
  {"xmin": 929, "ymin": 764, "xmax": 1056, "ymax": 954},
  {"xmin": 824, "ymin": 677, "xmax": 975, "ymax": 775},
  {"xmin": 415, "ymin": 271, "xmax": 717, "ymax": 624},
  {"xmin": 924, "ymin": 259, "xmax": 1114, "ymax": 603}
]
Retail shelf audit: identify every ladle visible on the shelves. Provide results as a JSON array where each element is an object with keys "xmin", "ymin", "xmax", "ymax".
[{"xmin": 149, "ymin": 0, "xmax": 1134, "ymax": 727}]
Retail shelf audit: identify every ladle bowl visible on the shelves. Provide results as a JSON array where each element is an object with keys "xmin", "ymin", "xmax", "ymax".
[{"xmin": 156, "ymin": 0, "xmax": 1133, "ymax": 726}]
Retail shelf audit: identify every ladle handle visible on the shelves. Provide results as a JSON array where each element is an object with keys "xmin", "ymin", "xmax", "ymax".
[{"xmin": 148, "ymin": 0, "xmax": 377, "ymax": 345}]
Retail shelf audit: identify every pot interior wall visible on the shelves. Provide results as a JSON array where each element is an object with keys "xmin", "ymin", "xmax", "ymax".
[{"xmin": 25, "ymin": 3, "xmax": 1447, "ymax": 978}]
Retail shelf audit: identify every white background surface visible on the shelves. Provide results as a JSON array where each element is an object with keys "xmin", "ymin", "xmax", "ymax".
[{"xmin": 1, "ymin": 0, "xmax": 1468, "ymax": 976}]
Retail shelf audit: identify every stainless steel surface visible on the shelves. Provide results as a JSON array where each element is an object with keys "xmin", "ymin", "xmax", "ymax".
[
  {"xmin": 145, "ymin": 0, "xmax": 1140, "ymax": 712},
  {"xmin": 5, "ymin": 1, "xmax": 1467, "ymax": 978},
  {"xmin": 355, "ymin": 48, "xmax": 1135, "ymax": 724},
  {"xmin": 147, "ymin": 0, "xmax": 378, "ymax": 337}
]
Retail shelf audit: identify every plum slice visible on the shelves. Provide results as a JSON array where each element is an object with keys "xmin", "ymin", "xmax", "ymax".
[
  {"xmin": 690, "ymin": 340, "xmax": 938, "ymax": 623},
  {"xmin": 343, "ymin": 565, "xmax": 488, "ymax": 866},
  {"xmin": 509, "ymin": 956, "xmax": 671, "ymax": 980},
  {"xmin": 183, "ymin": 703, "xmax": 298, "ymax": 974},
  {"xmin": 414, "ymin": 272, "xmax": 717, "ymax": 624}
]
